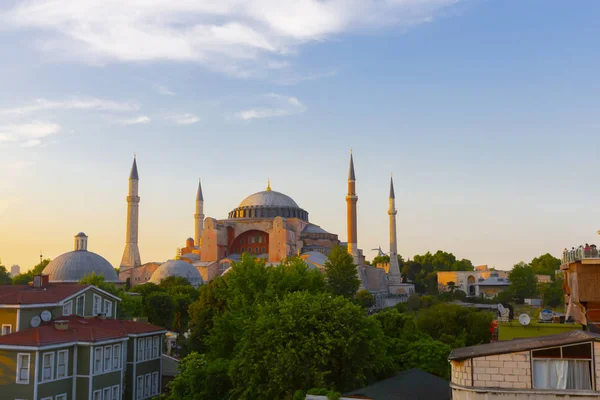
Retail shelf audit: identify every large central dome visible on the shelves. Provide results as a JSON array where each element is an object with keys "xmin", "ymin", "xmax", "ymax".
[
  {"xmin": 238, "ymin": 190, "xmax": 299, "ymax": 208},
  {"xmin": 228, "ymin": 185, "xmax": 308, "ymax": 221}
]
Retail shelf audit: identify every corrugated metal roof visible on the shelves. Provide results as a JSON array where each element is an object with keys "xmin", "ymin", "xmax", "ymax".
[{"xmin": 449, "ymin": 330, "xmax": 600, "ymax": 361}]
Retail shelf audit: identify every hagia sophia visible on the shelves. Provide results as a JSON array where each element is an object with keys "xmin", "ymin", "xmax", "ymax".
[{"xmin": 41, "ymin": 153, "xmax": 414, "ymax": 306}]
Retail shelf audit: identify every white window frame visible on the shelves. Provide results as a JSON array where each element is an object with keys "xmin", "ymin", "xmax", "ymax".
[
  {"xmin": 63, "ymin": 301, "xmax": 73, "ymax": 316},
  {"xmin": 56, "ymin": 349, "xmax": 68, "ymax": 378},
  {"xmin": 137, "ymin": 338, "xmax": 144, "ymax": 362},
  {"xmin": 112, "ymin": 384, "xmax": 120, "ymax": 400},
  {"xmin": 144, "ymin": 373, "xmax": 151, "ymax": 398},
  {"xmin": 41, "ymin": 352, "xmax": 55, "ymax": 382},
  {"xmin": 76, "ymin": 295, "xmax": 85, "ymax": 316},
  {"xmin": 103, "ymin": 387, "xmax": 111, "ymax": 400},
  {"xmin": 94, "ymin": 347, "xmax": 103, "ymax": 374},
  {"xmin": 104, "ymin": 299, "xmax": 113, "ymax": 318},
  {"xmin": 152, "ymin": 336, "xmax": 159, "ymax": 359},
  {"xmin": 531, "ymin": 342, "xmax": 594, "ymax": 390},
  {"xmin": 152, "ymin": 371, "xmax": 159, "ymax": 395},
  {"xmin": 1, "ymin": 324, "xmax": 11, "ymax": 335},
  {"xmin": 56, "ymin": 394, "xmax": 67, "ymax": 400},
  {"xmin": 41, "ymin": 397, "xmax": 52, "ymax": 400},
  {"xmin": 93, "ymin": 389, "xmax": 102, "ymax": 400},
  {"xmin": 93, "ymin": 294, "xmax": 102, "ymax": 315},
  {"xmin": 136, "ymin": 375, "xmax": 143, "ymax": 399},
  {"xmin": 113, "ymin": 343, "xmax": 121, "ymax": 370},
  {"xmin": 145, "ymin": 337, "xmax": 151, "ymax": 360},
  {"xmin": 16, "ymin": 353, "xmax": 30, "ymax": 384},
  {"xmin": 104, "ymin": 345, "xmax": 112, "ymax": 372}
]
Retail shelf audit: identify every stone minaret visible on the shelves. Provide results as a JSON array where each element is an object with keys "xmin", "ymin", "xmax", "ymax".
[
  {"xmin": 388, "ymin": 175, "xmax": 402, "ymax": 283},
  {"xmin": 120, "ymin": 156, "xmax": 142, "ymax": 270},
  {"xmin": 346, "ymin": 151, "xmax": 358, "ymax": 261},
  {"xmin": 194, "ymin": 179, "xmax": 204, "ymax": 247}
]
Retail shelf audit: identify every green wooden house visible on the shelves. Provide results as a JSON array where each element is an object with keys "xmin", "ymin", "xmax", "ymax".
[{"xmin": 0, "ymin": 277, "xmax": 165, "ymax": 400}]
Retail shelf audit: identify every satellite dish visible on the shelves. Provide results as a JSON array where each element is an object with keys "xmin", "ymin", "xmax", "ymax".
[
  {"xmin": 40, "ymin": 310, "xmax": 52, "ymax": 322},
  {"xmin": 519, "ymin": 314, "xmax": 531, "ymax": 326},
  {"xmin": 497, "ymin": 304, "xmax": 506, "ymax": 314},
  {"xmin": 30, "ymin": 316, "xmax": 41, "ymax": 328}
]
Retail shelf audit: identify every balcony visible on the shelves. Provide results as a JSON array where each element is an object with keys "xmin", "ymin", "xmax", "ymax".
[{"xmin": 561, "ymin": 247, "xmax": 600, "ymax": 266}]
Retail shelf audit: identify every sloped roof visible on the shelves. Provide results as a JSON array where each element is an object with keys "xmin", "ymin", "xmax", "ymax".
[
  {"xmin": 0, "ymin": 316, "xmax": 165, "ymax": 347},
  {"xmin": 344, "ymin": 369, "xmax": 450, "ymax": 400},
  {"xmin": 0, "ymin": 284, "xmax": 89, "ymax": 305},
  {"xmin": 449, "ymin": 330, "xmax": 599, "ymax": 361}
]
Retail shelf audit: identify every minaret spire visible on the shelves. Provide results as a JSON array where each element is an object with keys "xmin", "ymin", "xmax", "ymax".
[
  {"xmin": 266, "ymin": 178, "xmax": 272, "ymax": 191},
  {"xmin": 388, "ymin": 174, "xmax": 401, "ymax": 283},
  {"xmin": 120, "ymin": 156, "xmax": 142, "ymax": 270},
  {"xmin": 346, "ymin": 150, "xmax": 358, "ymax": 261},
  {"xmin": 194, "ymin": 178, "xmax": 205, "ymax": 247}
]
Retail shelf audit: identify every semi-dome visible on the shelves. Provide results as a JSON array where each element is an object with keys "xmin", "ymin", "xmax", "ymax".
[
  {"xmin": 43, "ymin": 233, "xmax": 119, "ymax": 283},
  {"xmin": 149, "ymin": 259, "xmax": 203, "ymax": 287},
  {"xmin": 228, "ymin": 183, "xmax": 309, "ymax": 222}
]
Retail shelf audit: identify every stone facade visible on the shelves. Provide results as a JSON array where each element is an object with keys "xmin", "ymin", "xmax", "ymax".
[{"xmin": 438, "ymin": 268, "xmax": 509, "ymax": 296}]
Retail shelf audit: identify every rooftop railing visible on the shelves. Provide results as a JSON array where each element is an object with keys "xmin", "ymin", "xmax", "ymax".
[{"xmin": 562, "ymin": 247, "xmax": 600, "ymax": 265}]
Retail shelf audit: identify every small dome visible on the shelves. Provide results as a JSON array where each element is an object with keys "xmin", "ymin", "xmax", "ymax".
[
  {"xmin": 43, "ymin": 251, "xmax": 119, "ymax": 283},
  {"xmin": 238, "ymin": 190, "xmax": 299, "ymax": 208},
  {"xmin": 149, "ymin": 259, "xmax": 203, "ymax": 287}
]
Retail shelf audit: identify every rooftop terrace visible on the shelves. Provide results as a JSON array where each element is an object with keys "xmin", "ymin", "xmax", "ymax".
[{"xmin": 561, "ymin": 246, "xmax": 600, "ymax": 266}]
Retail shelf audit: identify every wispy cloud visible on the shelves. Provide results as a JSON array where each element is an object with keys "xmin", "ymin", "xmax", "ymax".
[
  {"xmin": 153, "ymin": 84, "xmax": 175, "ymax": 96},
  {"xmin": 120, "ymin": 115, "xmax": 151, "ymax": 125},
  {"xmin": 0, "ymin": 0, "xmax": 462, "ymax": 76},
  {"xmin": 235, "ymin": 93, "xmax": 306, "ymax": 121},
  {"xmin": 166, "ymin": 113, "xmax": 200, "ymax": 125},
  {"xmin": 0, "ymin": 97, "xmax": 139, "ymax": 117},
  {"xmin": 0, "ymin": 122, "xmax": 61, "ymax": 147}
]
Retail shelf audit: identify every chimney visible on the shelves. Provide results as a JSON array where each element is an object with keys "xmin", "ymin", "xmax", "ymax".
[
  {"xmin": 33, "ymin": 274, "xmax": 50, "ymax": 289},
  {"xmin": 54, "ymin": 320, "xmax": 69, "ymax": 331}
]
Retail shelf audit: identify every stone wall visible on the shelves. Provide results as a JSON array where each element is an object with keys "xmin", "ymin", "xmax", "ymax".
[
  {"xmin": 452, "ymin": 351, "xmax": 531, "ymax": 390},
  {"xmin": 451, "ymin": 359, "xmax": 472, "ymax": 386}
]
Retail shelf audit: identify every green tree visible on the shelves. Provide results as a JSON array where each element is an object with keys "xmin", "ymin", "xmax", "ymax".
[
  {"xmin": 228, "ymin": 291, "xmax": 389, "ymax": 399},
  {"xmin": 355, "ymin": 289, "xmax": 375, "ymax": 309},
  {"xmin": 401, "ymin": 338, "xmax": 452, "ymax": 380},
  {"xmin": 416, "ymin": 303, "xmax": 493, "ymax": 348},
  {"xmin": 539, "ymin": 276, "xmax": 565, "ymax": 308},
  {"xmin": 508, "ymin": 262, "xmax": 538, "ymax": 303},
  {"xmin": 144, "ymin": 292, "xmax": 176, "ymax": 329},
  {"xmin": 372, "ymin": 254, "xmax": 404, "ymax": 267},
  {"xmin": 188, "ymin": 255, "xmax": 326, "ymax": 356},
  {"xmin": 130, "ymin": 282, "xmax": 167, "ymax": 298},
  {"xmin": 78, "ymin": 273, "xmax": 119, "ymax": 296},
  {"xmin": 446, "ymin": 281, "xmax": 456, "ymax": 295},
  {"xmin": 167, "ymin": 352, "xmax": 231, "ymax": 400},
  {"xmin": 159, "ymin": 276, "xmax": 192, "ymax": 291},
  {"xmin": 12, "ymin": 258, "xmax": 51, "ymax": 284},
  {"xmin": 530, "ymin": 253, "xmax": 561, "ymax": 277},
  {"xmin": 0, "ymin": 260, "xmax": 11, "ymax": 285},
  {"xmin": 324, "ymin": 246, "xmax": 360, "ymax": 298}
]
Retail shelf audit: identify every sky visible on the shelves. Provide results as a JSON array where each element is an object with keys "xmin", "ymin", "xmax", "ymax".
[{"xmin": 1, "ymin": 0, "xmax": 600, "ymax": 273}]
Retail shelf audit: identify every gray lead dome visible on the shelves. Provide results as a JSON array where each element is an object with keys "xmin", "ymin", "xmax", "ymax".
[
  {"xmin": 43, "ymin": 251, "xmax": 119, "ymax": 283},
  {"xmin": 149, "ymin": 259, "xmax": 203, "ymax": 287}
]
